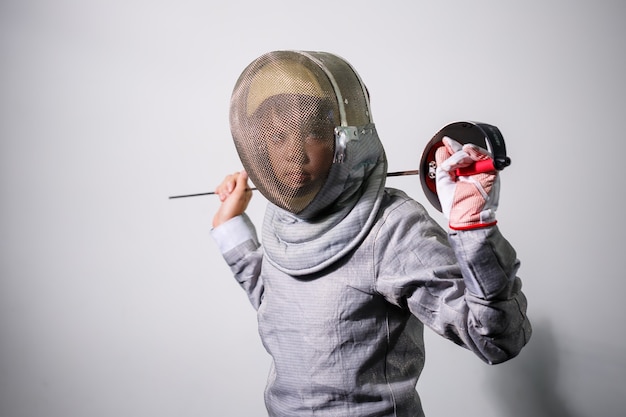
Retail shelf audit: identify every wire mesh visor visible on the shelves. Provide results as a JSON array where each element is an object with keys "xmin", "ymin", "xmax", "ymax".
[{"xmin": 229, "ymin": 51, "xmax": 371, "ymax": 214}]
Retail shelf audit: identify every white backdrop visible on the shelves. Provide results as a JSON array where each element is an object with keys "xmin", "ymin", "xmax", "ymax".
[{"xmin": 1, "ymin": 1, "xmax": 625, "ymax": 416}]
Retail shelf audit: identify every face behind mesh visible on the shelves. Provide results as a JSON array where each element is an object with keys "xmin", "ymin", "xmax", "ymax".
[{"xmin": 230, "ymin": 53, "xmax": 340, "ymax": 213}]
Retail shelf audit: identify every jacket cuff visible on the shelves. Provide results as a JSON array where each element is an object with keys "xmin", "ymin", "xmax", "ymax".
[{"xmin": 210, "ymin": 214, "xmax": 258, "ymax": 254}]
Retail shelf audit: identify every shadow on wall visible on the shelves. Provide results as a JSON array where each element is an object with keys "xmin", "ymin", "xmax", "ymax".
[{"xmin": 492, "ymin": 320, "xmax": 579, "ymax": 417}]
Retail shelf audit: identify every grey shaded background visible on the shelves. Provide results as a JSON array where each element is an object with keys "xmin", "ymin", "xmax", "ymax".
[{"xmin": 1, "ymin": 1, "xmax": 624, "ymax": 416}]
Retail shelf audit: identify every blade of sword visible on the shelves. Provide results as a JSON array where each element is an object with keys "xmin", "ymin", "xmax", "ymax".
[{"xmin": 168, "ymin": 169, "xmax": 420, "ymax": 199}]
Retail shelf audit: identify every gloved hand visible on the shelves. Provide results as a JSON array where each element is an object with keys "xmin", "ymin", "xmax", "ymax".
[{"xmin": 435, "ymin": 137, "xmax": 500, "ymax": 230}]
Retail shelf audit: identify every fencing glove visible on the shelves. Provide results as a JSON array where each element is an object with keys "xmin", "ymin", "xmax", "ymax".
[{"xmin": 435, "ymin": 136, "xmax": 500, "ymax": 230}]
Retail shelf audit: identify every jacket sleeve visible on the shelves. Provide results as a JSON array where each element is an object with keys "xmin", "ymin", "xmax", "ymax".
[
  {"xmin": 374, "ymin": 194, "xmax": 531, "ymax": 364},
  {"xmin": 211, "ymin": 214, "xmax": 264, "ymax": 310}
]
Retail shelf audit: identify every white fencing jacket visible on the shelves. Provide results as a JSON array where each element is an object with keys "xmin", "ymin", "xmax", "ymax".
[{"xmin": 211, "ymin": 125, "xmax": 531, "ymax": 417}]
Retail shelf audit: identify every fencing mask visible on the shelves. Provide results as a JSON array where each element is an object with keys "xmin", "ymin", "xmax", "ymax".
[{"xmin": 229, "ymin": 50, "xmax": 372, "ymax": 214}]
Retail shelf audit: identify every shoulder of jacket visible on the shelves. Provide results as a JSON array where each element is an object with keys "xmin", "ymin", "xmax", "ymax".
[
  {"xmin": 369, "ymin": 188, "xmax": 447, "ymax": 247},
  {"xmin": 378, "ymin": 188, "xmax": 430, "ymax": 222}
]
